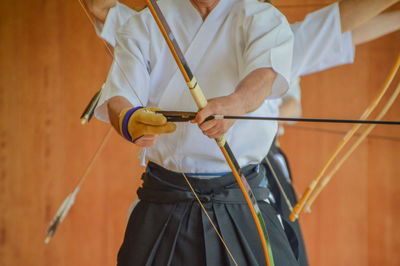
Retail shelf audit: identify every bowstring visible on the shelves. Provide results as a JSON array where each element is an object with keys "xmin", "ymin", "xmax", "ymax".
[
  {"xmin": 160, "ymin": 141, "xmax": 239, "ymax": 265},
  {"xmin": 264, "ymin": 157, "xmax": 294, "ymax": 212}
]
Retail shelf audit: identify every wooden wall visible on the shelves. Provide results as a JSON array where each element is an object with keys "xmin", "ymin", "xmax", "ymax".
[
  {"xmin": 0, "ymin": 1, "xmax": 144, "ymax": 265},
  {"xmin": 0, "ymin": 0, "xmax": 399, "ymax": 265}
]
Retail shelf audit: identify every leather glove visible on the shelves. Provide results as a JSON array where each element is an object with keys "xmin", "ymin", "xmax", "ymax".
[{"xmin": 119, "ymin": 107, "xmax": 176, "ymax": 142}]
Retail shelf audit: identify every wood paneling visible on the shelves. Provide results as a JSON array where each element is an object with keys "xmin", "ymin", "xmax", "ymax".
[
  {"xmin": 1, "ymin": 0, "xmax": 399, "ymax": 265},
  {"xmin": 0, "ymin": 1, "xmax": 143, "ymax": 266}
]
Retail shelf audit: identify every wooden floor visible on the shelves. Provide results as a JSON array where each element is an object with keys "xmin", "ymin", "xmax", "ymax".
[{"xmin": 0, "ymin": 0, "xmax": 399, "ymax": 265}]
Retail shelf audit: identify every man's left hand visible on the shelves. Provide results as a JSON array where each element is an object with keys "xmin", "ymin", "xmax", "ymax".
[{"xmin": 191, "ymin": 93, "xmax": 245, "ymax": 139}]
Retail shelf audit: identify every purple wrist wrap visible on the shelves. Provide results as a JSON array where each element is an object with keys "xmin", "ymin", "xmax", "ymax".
[{"xmin": 121, "ymin": 106, "xmax": 143, "ymax": 142}]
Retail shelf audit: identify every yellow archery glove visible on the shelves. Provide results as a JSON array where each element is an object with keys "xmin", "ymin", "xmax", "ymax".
[{"xmin": 119, "ymin": 107, "xmax": 176, "ymax": 142}]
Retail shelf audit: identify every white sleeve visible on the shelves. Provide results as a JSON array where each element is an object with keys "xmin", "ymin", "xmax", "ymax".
[
  {"xmin": 94, "ymin": 18, "xmax": 151, "ymax": 122},
  {"xmin": 291, "ymin": 2, "xmax": 355, "ymax": 77},
  {"xmin": 240, "ymin": 2, "xmax": 294, "ymax": 99},
  {"xmin": 93, "ymin": 1, "xmax": 136, "ymax": 47}
]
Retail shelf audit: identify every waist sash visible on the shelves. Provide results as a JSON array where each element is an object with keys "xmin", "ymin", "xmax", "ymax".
[{"xmin": 137, "ymin": 162, "xmax": 271, "ymax": 204}]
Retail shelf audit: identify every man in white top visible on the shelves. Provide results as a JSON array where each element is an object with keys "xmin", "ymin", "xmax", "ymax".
[
  {"xmin": 94, "ymin": 0, "xmax": 299, "ymax": 265},
  {"xmin": 84, "ymin": 0, "xmax": 400, "ymax": 265},
  {"xmin": 96, "ymin": 0, "xmax": 292, "ymax": 173},
  {"xmin": 87, "ymin": 0, "xmax": 400, "ymax": 146}
]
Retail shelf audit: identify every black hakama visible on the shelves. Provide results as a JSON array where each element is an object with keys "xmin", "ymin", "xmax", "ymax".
[{"xmin": 117, "ymin": 162, "xmax": 299, "ymax": 266}]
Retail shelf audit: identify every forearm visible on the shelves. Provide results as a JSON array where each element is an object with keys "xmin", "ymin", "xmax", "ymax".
[
  {"xmin": 339, "ymin": 0, "xmax": 399, "ymax": 33},
  {"xmin": 107, "ymin": 96, "xmax": 133, "ymax": 133},
  {"xmin": 279, "ymin": 97, "xmax": 301, "ymax": 119},
  {"xmin": 233, "ymin": 68, "xmax": 277, "ymax": 114},
  {"xmin": 352, "ymin": 10, "xmax": 400, "ymax": 45}
]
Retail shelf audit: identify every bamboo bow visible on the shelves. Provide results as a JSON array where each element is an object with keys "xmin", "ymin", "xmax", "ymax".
[{"xmin": 289, "ymin": 51, "xmax": 400, "ymax": 221}]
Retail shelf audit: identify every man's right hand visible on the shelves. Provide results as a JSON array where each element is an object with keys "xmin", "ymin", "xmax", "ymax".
[
  {"xmin": 130, "ymin": 0, "xmax": 148, "ymax": 11},
  {"xmin": 84, "ymin": 0, "xmax": 116, "ymax": 22},
  {"xmin": 119, "ymin": 107, "xmax": 176, "ymax": 145},
  {"xmin": 85, "ymin": 0, "xmax": 150, "ymax": 22}
]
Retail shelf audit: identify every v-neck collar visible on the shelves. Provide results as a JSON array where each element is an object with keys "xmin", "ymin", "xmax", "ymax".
[{"xmin": 181, "ymin": 0, "xmax": 233, "ymax": 24}]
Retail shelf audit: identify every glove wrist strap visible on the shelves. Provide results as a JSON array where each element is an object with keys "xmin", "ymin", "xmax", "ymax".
[{"xmin": 119, "ymin": 106, "xmax": 143, "ymax": 142}]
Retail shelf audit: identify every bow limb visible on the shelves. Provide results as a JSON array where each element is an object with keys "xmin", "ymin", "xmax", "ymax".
[
  {"xmin": 305, "ymin": 72, "xmax": 400, "ymax": 211},
  {"xmin": 145, "ymin": 1, "xmax": 275, "ymax": 265},
  {"xmin": 290, "ymin": 50, "xmax": 400, "ymax": 222}
]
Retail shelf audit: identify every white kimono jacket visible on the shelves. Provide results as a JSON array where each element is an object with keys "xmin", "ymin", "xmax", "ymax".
[
  {"xmin": 95, "ymin": 1, "xmax": 355, "ymax": 126},
  {"xmin": 95, "ymin": 1, "xmax": 354, "ymax": 77},
  {"xmin": 95, "ymin": 0, "xmax": 294, "ymax": 173}
]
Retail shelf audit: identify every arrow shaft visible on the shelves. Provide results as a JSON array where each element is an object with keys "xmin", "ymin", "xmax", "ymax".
[{"xmin": 157, "ymin": 111, "xmax": 400, "ymax": 125}]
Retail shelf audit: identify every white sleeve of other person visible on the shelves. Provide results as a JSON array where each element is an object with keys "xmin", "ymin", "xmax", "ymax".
[
  {"xmin": 95, "ymin": 0, "xmax": 293, "ymax": 174},
  {"xmin": 291, "ymin": 2, "xmax": 355, "ymax": 77}
]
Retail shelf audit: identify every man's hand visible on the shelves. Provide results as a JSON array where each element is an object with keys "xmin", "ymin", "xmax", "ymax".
[
  {"xmin": 192, "ymin": 68, "xmax": 276, "ymax": 139},
  {"xmin": 130, "ymin": 0, "xmax": 148, "ymax": 11},
  {"xmin": 192, "ymin": 94, "xmax": 245, "ymax": 139},
  {"xmin": 120, "ymin": 107, "xmax": 176, "ymax": 144},
  {"xmin": 84, "ymin": 0, "xmax": 116, "ymax": 22}
]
